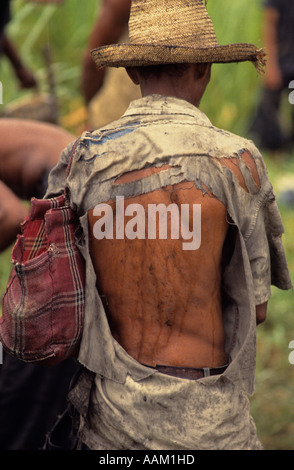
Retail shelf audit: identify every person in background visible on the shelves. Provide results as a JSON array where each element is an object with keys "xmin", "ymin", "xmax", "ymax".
[
  {"xmin": 81, "ymin": 0, "xmax": 131, "ymax": 104},
  {"xmin": 249, "ymin": 0, "xmax": 294, "ymax": 151},
  {"xmin": 0, "ymin": 119, "xmax": 80, "ymax": 451},
  {"xmin": 0, "ymin": 0, "xmax": 37, "ymax": 90},
  {"xmin": 0, "ymin": 0, "xmax": 79, "ymax": 452},
  {"xmin": 0, "ymin": 118, "xmax": 74, "ymax": 252},
  {"xmin": 81, "ymin": 0, "xmax": 140, "ymax": 130}
]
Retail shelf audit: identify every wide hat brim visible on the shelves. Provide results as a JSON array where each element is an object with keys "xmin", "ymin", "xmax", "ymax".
[
  {"xmin": 91, "ymin": 42, "xmax": 266, "ymax": 69},
  {"xmin": 91, "ymin": 0, "xmax": 266, "ymax": 71}
]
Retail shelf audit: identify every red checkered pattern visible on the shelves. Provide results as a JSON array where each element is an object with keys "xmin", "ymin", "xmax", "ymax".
[{"xmin": 0, "ymin": 141, "xmax": 85, "ymax": 366}]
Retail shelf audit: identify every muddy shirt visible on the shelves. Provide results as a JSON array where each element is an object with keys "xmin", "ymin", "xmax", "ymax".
[{"xmin": 45, "ymin": 95, "xmax": 292, "ymax": 448}]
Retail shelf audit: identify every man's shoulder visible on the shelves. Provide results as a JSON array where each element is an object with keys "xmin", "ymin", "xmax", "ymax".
[
  {"xmin": 78, "ymin": 115, "xmax": 135, "ymax": 146},
  {"xmin": 199, "ymin": 120, "xmax": 262, "ymax": 163},
  {"xmin": 77, "ymin": 97, "xmax": 262, "ymax": 166}
]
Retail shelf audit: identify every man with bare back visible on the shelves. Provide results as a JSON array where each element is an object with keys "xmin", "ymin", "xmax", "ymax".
[{"xmin": 44, "ymin": 0, "xmax": 292, "ymax": 450}]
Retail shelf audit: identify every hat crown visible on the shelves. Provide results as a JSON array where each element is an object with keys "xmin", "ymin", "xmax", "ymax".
[
  {"xmin": 129, "ymin": 0, "xmax": 218, "ymax": 47},
  {"xmin": 91, "ymin": 0, "xmax": 265, "ymax": 70}
]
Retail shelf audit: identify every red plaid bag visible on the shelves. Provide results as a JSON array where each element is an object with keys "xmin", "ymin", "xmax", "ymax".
[{"xmin": 0, "ymin": 138, "xmax": 85, "ymax": 366}]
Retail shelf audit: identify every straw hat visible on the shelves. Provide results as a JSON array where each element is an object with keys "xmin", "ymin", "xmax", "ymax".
[{"xmin": 91, "ymin": 0, "xmax": 265, "ymax": 70}]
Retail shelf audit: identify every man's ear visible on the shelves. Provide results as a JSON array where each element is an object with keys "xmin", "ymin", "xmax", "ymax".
[
  {"xmin": 194, "ymin": 63, "xmax": 211, "ymax": 81},
  {"xmin": 204, "ymin": 63, "xmax": 212, "ymax": 84},
  {"xmin": 126, "ymin": 67, "xmax": 140, "ymax": 85}
]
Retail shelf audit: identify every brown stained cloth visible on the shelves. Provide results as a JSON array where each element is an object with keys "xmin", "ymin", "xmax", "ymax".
[{"xmin": 45, "ymin": 95, "xmax": 292, "ymax": 450}]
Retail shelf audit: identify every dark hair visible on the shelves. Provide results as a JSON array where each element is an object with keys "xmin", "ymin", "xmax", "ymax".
[
  {"xmin": 134, "ymin": 63, "xmax": 209, "ymax": 80},
  {"xmin": 134, "ymin": 63, "xmax": 190, "ymax": 79}
]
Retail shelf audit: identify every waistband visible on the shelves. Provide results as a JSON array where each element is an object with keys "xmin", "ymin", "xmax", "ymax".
[{"xmin": 146, "ymin": 364, "xmax": 228, "ymax": 380}]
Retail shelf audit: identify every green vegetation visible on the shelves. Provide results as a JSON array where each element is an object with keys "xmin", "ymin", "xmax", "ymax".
[{"xmin": 0, "ymin": 0, "xmax": 293, "ymax": 450}]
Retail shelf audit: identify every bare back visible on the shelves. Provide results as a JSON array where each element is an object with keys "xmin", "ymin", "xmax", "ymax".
[{"xmin": 88, "ymin": 172, "xmax": 229, "ymax": 369}]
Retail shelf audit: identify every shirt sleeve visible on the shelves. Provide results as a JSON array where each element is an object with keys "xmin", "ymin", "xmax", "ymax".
[
  {"xmin": 246, "ymin": 208, "xmax": 272, "ymax": 305},
  {"xmin": 263, "ymin": 194, "xmax": 293, "ymax": 291},
  {"xmin": 44, "ymin": 140, "xmax": 75, "ymax": 199},
  {"xmin": 246, "ymin": 191, "xmax": 292, "ymax": 305}
]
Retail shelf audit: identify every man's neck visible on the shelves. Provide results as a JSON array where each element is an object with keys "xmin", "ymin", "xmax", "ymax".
[
  {"xmin": 127, "ymin": 63, "xmax": 210, "ymax": 109},
  {"xmin": 141, "ymin": 81, "xmax": 195, "ymax": 104},
  {"xmin": 140, "ymin": 81, "xmax": 201, "ymax": 107}
]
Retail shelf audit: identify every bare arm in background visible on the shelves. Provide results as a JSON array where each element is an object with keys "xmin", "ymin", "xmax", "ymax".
[
  {"xmin": 263, "ymin": 6, "xmax": 282, "ymax": 90},
  {"xmin": 81, "ymin": 0, "xmax": 131, "ymax": 103},
  {"xmin": 2, "ymin": 34, "xmax": 37, "ymax": 89},
  {"xmin": 0, "ymin": 119, "xmax": 74, "ymax": 252}
]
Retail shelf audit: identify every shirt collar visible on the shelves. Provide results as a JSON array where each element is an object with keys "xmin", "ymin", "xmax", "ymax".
[{"xmin": 123, "ymin": 94, "xmax": 212, "ymax": 128}]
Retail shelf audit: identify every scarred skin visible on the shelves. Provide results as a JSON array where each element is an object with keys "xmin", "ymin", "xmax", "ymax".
[
  {"xmin": 89, "ymin": 181, "xmax": 229, "ymax": 369},
  {"xmin": 87, "ymin": 63, "xmax": 267, "ymax": 370}
]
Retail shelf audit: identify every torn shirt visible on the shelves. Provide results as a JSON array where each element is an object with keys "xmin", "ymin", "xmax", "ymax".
[{"xmin": 45, "ymin": 95, "xmax": 292, "ymax": 399}]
